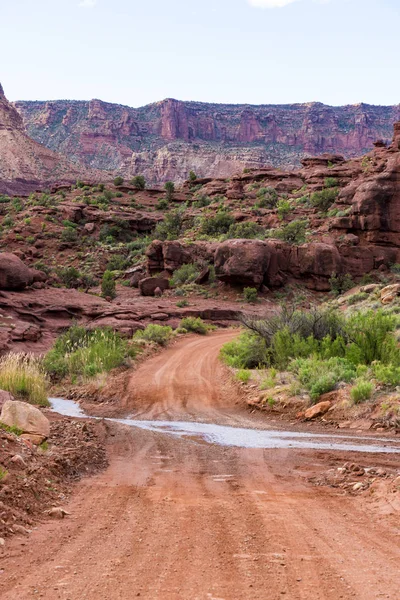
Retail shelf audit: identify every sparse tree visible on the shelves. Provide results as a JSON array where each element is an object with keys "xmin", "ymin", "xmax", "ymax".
[{"xmin": 164, "ymin": 181, "xmax": 175, "ymax": 201}]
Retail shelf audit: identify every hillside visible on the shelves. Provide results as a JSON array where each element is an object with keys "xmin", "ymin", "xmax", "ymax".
[{"xmin": 15, "ymin": 96, "xmax": 400, "ymax": 184}]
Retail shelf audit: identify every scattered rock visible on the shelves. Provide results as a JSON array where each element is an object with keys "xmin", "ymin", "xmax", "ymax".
[
  {"xmin": 0, "ymin": 400, "xmax": 50, "ymax": 443},
  {"xmin": 304, "ymin": 401, "xmax": 332, "ymax": 420},
  {"xmin": 47, "ymin": 507, "xmax": 70, "ymax": 519}
]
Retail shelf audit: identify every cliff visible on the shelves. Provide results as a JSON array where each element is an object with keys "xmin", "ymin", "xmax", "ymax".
[{"xmin": 15, "ymin": 97, "xmax": 400, "ymax": 184}]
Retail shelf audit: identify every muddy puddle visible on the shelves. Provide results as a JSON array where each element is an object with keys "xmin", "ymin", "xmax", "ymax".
[{"xmin": 50, "ymin": 397, "xmax": 400, "ymax": 454}]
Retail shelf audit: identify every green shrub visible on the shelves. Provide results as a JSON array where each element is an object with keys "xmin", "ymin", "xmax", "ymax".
[
  {"xmin": 350, "ymin": 379, "xmax": 374, "ymax": 403},
  {"xmin": 228, "ymin": 221, "xmax": 264, "ymax": 239},
  {"xmin": 200, "ymin": 211, "xmax": 234, "ymax": 236},
  {"xmin": 179, "ymin": 317, "xmax": 208, "ymax": 335},
  {"xmin": 44, "ymin": 326, "xmax": 130, "ymax": 380},
  {"xmin": 347, "ymin": 292, "xmax": 368, "ymax": 305},
  {"xmin": 329, "ymin": 272, "xmax": 354, "ymax": 296},
  {"xmin": 325, "ymin": 177, "xmax": 338, "ymax": 188},
  {"xmin": 171, "ymin": 263, "xmax": 200, "ymax": 287},
  {"xmin": 176, "ymin": 299, "xmax": 189, "ymax": 308},
  {"xmin": 135, "ymin": 324, "xmax": 173, "ymax": 346},
  {"xmin": 156, "ymin": 198, "xmax": 169, "ymax": 210},
  {"xmin": 0, "ymin": 353, "xmax": 49, "ymax": 406},
  {"xmin": 189, "ymin": 170, "xmax": 197, "ymax": 182},
  {"xmin": 255, "ymin": 187, "xmax": 278, "ymax": 209},
  {"xmin": 276, "ymin": 199, "xmax": 291, "ymax": 220},
  {"xmin": 274, "ymin": 220, "xmax": 308, "ymax": 244},
  {"xmin": 130, "ymin": 175, "xmax": 146, "ymax": 190},
  {"xmin": 243, "ymin": 287, "xmax": 258, "ymax": 303},
  {"xmin": 345, "ymin": 310, "xmax": 399, "ymax": 365},
  {"xmin": 192, "ymin": 195, "xmax": 211, "ymax": 209},
  {"xmin": 164, "ymin": 181, "xmax": 175, "ymax": 201},
  {"xmin": 220, "ymin": 332, "xmax": 269, "ymax": 369},
  {"xmin": 61, "ymin": 227, "xmax": 78, "ymax": 243},
  {"xmin": 236, "ymin": 369, "xmax": 251, "ymax": 383},
  {"xmin": 310, "ymin": 188, "xmax": 339, "ymax": 212},
  {"xmin": 113, "ymin": 176, "xmax": 124, "ymax": 186},
  {"xmin": 101, "ymin": 270, "xmax": 116, "ymax": 299},
  {"xmin": 57, "ymin": 266, "xmax": 81, "ymax": 288},
  {"xmin": 291, "ymin": 356, "xmax": 356, "ymax": 402},
  {"xmin": 154, "ymin": 210, "xmax": 183, "ymax": 240},
  {"xmin": 106, "ymin": 254, "xmax": 128, "ymax": 271},
  {"xmin": 372, "ymin": 362, "xmax": 400, "ymax": 386}
]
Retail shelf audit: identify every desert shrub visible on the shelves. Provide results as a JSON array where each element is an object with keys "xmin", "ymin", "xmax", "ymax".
[
  {"xmin": 325, "ymin": 177, "xmax": 338, "ymax": 188},
  {"xmin": 106, "ymin": 254, "xmax": 128, "ymax": 271},
  {"xmin": 154, "ymin": 210, "xmax": 183, "ymax": 240},
  {"xmin": 61, "ymin": 227, "xmax": 78, "ymax": 243},
  {"xmin": 179, "ymin": 317, "xmax": 208, "ymax": 334},
  {"xmin": 113, "ymin": 176, "xmax": 124, "ymax": 186},
  {"xmin": 345, "ymin": 310, "xmax": 399, "ymax": 365},
  {"xmin": 200, "ymin": 211, "xmax": 234, "ymax": 236},
  {"xmin": 329, "ymin": 272, "xmax": 354, "ymax": 296},
  {"xmin": 170, "ymin": 263, "xmax": 200, "ymax": 287},
  {"xmin": 236, "ymin": 369, "xmax": 251, "ymax": 383},
  {"xmin": 276, "ymin": 199, "xmax": 291, "ymax": 220},
  {"xmin": 57, "ymin": 266, "xmax": 81, "ymax": 288},
  {"xmin": 99, "ymin": 221, "xmax": 133, "ymax": 243},
  {"xmin": 189, "ymin": 171, "xmax": 197, "ymax": 182},
  {"xmin": 101, "ymin": 270, "xmax": 116, "ymax": 299},
  {"xmin": 44, "ymin": 326, "xmax": 130, "ymax": 380},
  {"xmin": 350, "ymin": 379, "xmax": 374, "ymax": 403},
  {"xmin": 0, "ymin": 353, "xmax": 48, "ymax": 406},
  {"xmin": 135, "ymin": 324, "xmax": 173, "ymax": 346},
  {"xmin": 176, "ymin": 299, "xmax": 189, "ymax": 308},
  {"xmin": 164, "ymin": 181, "xmax": 175, "ymax": 201},
  {"xmin": 274, "ymin": 220, "xmax": 308, "ymax": 244},
  {"xmin": 192, "ymin": 195, "xmax": 211, "ymax": 209},
  {"xmin": 156, "ymin": 198, "xmax": 169, "ymax": 210},
  {"xmin": 243, "ymin": 287, "xmax": 258, "ymax": 303},
  {"xmin": 310, "ymin": 188, "xmax": 339, "ymax": 212},
  {"xmin": 255, "ymin": 187, "xmax": 278, "ymax": 209},
  {"xmin": 227, "ymin": 221, "xmax": 264, "ymax": 239},
  {"xmin": 347, "ymin": 292, "xmax": 368, "ymax": 305},
  {"xmin": 130, "ymin": 175, "xmax": 146, "ymax": 190},
  {"xmin": 220, "ymin": 332, "xmax": 269, "ymax": 369},
  {"xmin": 372, "ymin": 362, "xmax": 400, "ymax": 386},
  {"xmin": 291, "ymin": 356, "xmax": 356, "ymax": 402}
]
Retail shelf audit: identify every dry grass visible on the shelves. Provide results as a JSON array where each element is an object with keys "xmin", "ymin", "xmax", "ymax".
[{"xmin": 0, "ymin": 353, "xmax": 49, "ymax": 406}]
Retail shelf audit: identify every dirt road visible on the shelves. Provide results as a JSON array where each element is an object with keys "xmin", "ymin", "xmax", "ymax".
[{"xmin": 1, "ymin": 332, "xmax": 400, "ymax": 599}]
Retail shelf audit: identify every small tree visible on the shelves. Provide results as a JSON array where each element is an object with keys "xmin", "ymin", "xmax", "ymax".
[
  {"xmin": 243, "ymin": 287, "xmax": 258, "ymax": 303},
  {"xmin": 113, "ymin": 176, "xmax": 124, "ymax": 187},
  {"xmin": 164, "ymin": 181, "xmax": 175, "ymax": 201},
  {"xmin": 101, "ymin": 270, "xmax": 116, "ymax": 300},
  {"xmin": 131, "ymin": 175, "xmax": 146, "ymax": 190},
  {"xmin": 189, "ymin": 170, "xmax": 197, "ymax": 182}
]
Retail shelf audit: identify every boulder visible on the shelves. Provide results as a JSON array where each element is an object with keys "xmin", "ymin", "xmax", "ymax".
[
  {"xmin": 139, "ymin": 277, "xmax": 170, "ymax": 297},
  {"xmin": 304, "ymin": 401, "xmax": 332, "ymax": 420},
  {"xmin": 130, "ymin": 271, "xmax": 145, "ymax": 288},
  {"xmin": 214, "ymin": 239, "xmax": 272, "ymax": 287},
  {"xmin": 0, "ymin": 400, "xmax": 50, "ymax": 443},
  {"xmin": 380, "ymin": 283, "xmax": 400, "ymax": 304},
  {"xmin": 0, "ymin": 253, "xmax": 34, "ymax": 290}
]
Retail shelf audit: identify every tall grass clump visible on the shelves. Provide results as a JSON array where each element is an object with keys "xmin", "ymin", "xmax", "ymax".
[
  {"xmin": 44, "ymin": 326, "xmax": 131, "ymax": 380},
  {"xmin": 0, "ymin": 353, "xmax": 49, "ymax": 406}
]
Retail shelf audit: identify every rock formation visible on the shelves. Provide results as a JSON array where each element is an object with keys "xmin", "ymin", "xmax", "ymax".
[{"xmin": 15, "ymin": 97, "xmax": 400, "ymax": 185}]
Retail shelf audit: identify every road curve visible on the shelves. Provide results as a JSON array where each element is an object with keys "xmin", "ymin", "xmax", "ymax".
[{"xmin": 1, "ymin": 331, "xmax": 399, "ymax": 600}]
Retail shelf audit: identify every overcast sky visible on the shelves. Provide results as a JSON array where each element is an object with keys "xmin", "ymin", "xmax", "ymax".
[{"xmin": 1, "ymin": 0, "xmax": 399, "ymax": 107}]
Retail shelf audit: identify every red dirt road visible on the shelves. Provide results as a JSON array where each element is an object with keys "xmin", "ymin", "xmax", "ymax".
[{"xmin": 1, "ymin": 332, "xmax": 399, "ymax": 599}]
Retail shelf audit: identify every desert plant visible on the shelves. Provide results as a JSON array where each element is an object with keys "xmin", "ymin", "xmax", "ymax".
[
  {"xmin": 179, "ymin": 317, "xmax": 208, "ymax": 334},
  {"xmin": 189, "ymin": 170, "xmax": 197, "ymax": 182},
  {"xmin": 164, "ymin": 181, "xmax": 175, "ymax": 201},
  {"xmin": 274, "ymin": 220, "xmax": 308, "ymax": 244},
  {"xmin": 255, "ymin": 187, "xmax": 278, "ymax": 209},
  {"xmin": 101, "ymin": 270, "xmax": 116, "ymax": 299},
  {"xmin": 310, "ymin": 187, "xmax": 339, "ymax": 212},
  {"xmin": 61, "ymin": 227, "xmax": 78, "ymax": 243},
  {"xmin": 329, "ymin": 272, "xmax": 354, "ymax": 296},
  {"xmin": 130, "ymin": 175, "xmax": 146, "ymax": 190},
  {"xmin": 0, "ymin": 353, "xmax": 49, "ymax": 406},
  {"xmin": 135, "ymin": 324, "xmax": 173, "ymax": 346},
  {"xmin": 350, "ymin": 379, "xmax": 374, "ymax": 403},
  {"xmin": 154, "ymin": 210, "xmax": 183, "ymax": 241},
  {"xmin": 236, "ymin": 369, "xmax": 251, "ymax": 383},
  {"xmin": 57, "ymin": 266, "xmax": 81, "ymax": 288},
  {"xmin": 276, "ymin": 199, "xmax": 291, "ymax": 220},
  {"xmin": 113, "ymin": 176, "xmax": 124, "ymax": 186},
  {"xmin": 170, "ymin": 263, "xmax": 200, "ymax": 286},
  {"xmin": 227, "ymin": 221, "xmax": 264, "ymax": 239},
  {"xmin": 200, "ymin": 211, "xmax": 234, "ymax": 236},
  {"xmin": 243, "ymin": 287, "xmax": 258, "ymax": 303}
]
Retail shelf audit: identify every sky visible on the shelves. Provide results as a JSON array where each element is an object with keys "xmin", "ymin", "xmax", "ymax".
[{"xmin": 1, "ymin": 0, "xmax": 400, "ymax": 108}]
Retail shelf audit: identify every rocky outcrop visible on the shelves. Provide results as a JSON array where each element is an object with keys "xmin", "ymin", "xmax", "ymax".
[
  {"xmin": 0, "ymin": 253, "xmax": 36, "ymax": 290},
  {"xmin": 15, "ymin": 97, "xmax": 400, "ymax": 184},
  {"xmin": 0, "ymin": 399, "xmax": 50, "ymax": 444},
  {"xmin": 0, "ymin": 84, "xmax": 99, "ymax": 194}
]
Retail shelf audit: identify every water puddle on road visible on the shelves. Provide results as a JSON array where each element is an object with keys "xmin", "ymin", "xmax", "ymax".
[{"xmin": 50, "ymin": 397, "xmax": 400, "ymax": 454}]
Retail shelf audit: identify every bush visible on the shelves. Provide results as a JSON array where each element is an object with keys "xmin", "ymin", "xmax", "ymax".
[
  {"xmin": 0, "ymin": 353, "xmax": 48, "ymax": 406},
  {"xmin": 372, "ymin": 362, "xmax": 400, "ymax": 386},
  {"xmin": 113, "ymin": 176, "xmax": 124, "ymax": 187},
  {"xmin": 243, "ymin": 287, "xmax": 258, "ymax": 303},
  {"xmin": 310, "ymin": 188, "xmax": 339, "ymax": 212},
  {"xmin": 135, "ymin": 324, "xmax": 173, "ymax": 346},
  {"xmin": 200, "ymin": 211, "xmax": 234, "ymax": 236},
  {"xmin": 61, "ymin": 227, "xmax": 78, "ymax": 243},
  {"xmin": 156, "ymin": 198, "xmax": 169, "ymax": 210},
  {"xmin": 274, "ymin": 220, "xmax": 308, "ymax": 244},
  {"xmin": 192, "ymin": 195, "xmax": 211, "ymax": 209},
  {"xmin": 236, "ymin": 369, "xmax": 251, "ymax": 383},
  {"xmin": 291, "ymin": 356, "xmax": 356, "ymax": 402},
  {"xmin": 44, "ymin": 326, "xmax": 130, "ymax": 380},
  {"xmin": 346, "ymin": 292, "xmax": 368, "ymax": 305},
  {"xmin": 255, "ymin": 187, "xmax": 278, "ymax": 209},
  {"xmin": 325, "ymin": 177, "xmax": 338, "ymax": 188},
  {"xmin": 329, "ymin": 272, "xmax": 354, "ymax": 296},
  {"xmin": 154, "ymin": 210, "xmax": 183, "ymax": 241},
  {"xmin": 57, "ymin": 266, "xmax": 81, "ymax": 288},
  {"xmin": 276, "ymin": 199, "xmax": 291, "ymax": 220},
  {"xmin": 228, "ymin": 221, "xmax": 264, "ymax": 239},
  {"xmin": 101, "ymin": 270, "xmax": 116, "ymax": 299},
  {"xmin": 345, "ymin": 310, "xmax": 399, "ymax": 365},
  {"xmin": 179, "ymin": 317, "xmax": 208, "ymax": 335},
  {"xmin": 220, "ymin": 332, "xmax": 269, "ymax": 369},
  {"xmin": 189, "ymin": 171, "xmax": 197, "ymax": 182},
  {"xmin": 106, "ymin": 254, "xmax": 128, "ymax": 271},
  {"xmin": 350, "ymin": 379, "xmax": 374, "ymax": 403},
  {"xmin": 130, "ymin": 175, "xmax": 146, "ymax": 190},
  {"xmin": 164, "ymin": 181, "xmax": 175, "ymax": 201},
  {"xmin": 170, "ymin": 263, "xmax": 200, "ymax": 287}
]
